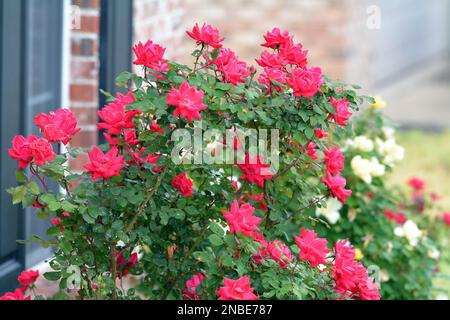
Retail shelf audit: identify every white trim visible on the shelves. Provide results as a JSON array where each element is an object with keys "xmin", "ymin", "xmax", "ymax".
[{"xmin": 61, "ymin": 0, "xmax": 71, "ymax": 111}]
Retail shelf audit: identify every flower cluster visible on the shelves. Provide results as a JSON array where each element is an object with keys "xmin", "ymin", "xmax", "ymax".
[{"xmin": 0, "ymin": 270, "xmax": 39, "ymax": 300}]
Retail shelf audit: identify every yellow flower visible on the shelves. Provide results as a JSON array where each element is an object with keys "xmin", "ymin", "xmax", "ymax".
[
  {"xmin": 369, "ymin": 96, "xmax": 387, "ymax": 109},
  {"xmin": 354, "ymin": 248, "xmax": 364, "ymax": 260}
]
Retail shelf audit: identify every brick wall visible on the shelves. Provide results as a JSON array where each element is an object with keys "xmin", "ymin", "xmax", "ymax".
[
  {"xmin": 181, "ymin": 0, "xmax": 353, "ymax": 82},
  {"xmin": 133, "ymin": 0, "xmax": 185, "ymax": 72},
  {"xmin": 69, "ymin": 0, "xmax": 100, "ymax": 172},
  {"xmin": 68, "ymin": 0, "xmax": 185, "ymax": 171}
]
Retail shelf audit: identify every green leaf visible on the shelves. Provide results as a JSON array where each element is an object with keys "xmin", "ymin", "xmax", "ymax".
[
  {"xmin": 8, "ymin": 186, "xmax": 27, "ymax": 205},
  {"xmin": 27, "ymin": 181, "xmax": 41, "ymax": 195},
  {"xmin": 208, "ymin": 234, "xmax": 224, "ymax": 246},
  {"xmin": 44, "ymin": 271, "xmax": 61, "ymax": 281}
]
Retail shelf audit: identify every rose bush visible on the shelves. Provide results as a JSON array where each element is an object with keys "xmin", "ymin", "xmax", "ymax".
[
  {"xmin": 309, "ymin": 104, "xmax": 449, "ymax": 299},
  {"xmin": 4, "ymin": 24, "xmax": 444, "ymax": 300}
]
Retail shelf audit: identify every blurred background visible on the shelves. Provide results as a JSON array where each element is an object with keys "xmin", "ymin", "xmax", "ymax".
[{"xmin": 0, "ymin": 0, "xmax": 449, "ymax": 293}]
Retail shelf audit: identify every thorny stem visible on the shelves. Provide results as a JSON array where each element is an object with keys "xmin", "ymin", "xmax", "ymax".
[
  {"xmin": 110, "ymin": 244, "xmax": 118, "ymax": 300},
  {"xmin": 125, "ymin": 166, "xmax": 168, "ymax": 232}
]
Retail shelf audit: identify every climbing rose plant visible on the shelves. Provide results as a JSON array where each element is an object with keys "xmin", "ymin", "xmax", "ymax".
[{"xmin": 4, "ymin": 25, "xmax": 383, "ymax": 300}]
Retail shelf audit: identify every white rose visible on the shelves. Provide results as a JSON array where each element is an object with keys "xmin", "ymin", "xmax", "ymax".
[
  {"xmin": 369, "ymin": 157, "xmax": 385, "ymax": 177},
  {"xmin": 316, "ymin": 197, "xmax": 343, "ymax": 224},
  {"xmin": 353, "ymin": 136, "xmax": 374, "ymax": 152},
  {"xmin": 382, "ymin": 127, "xmax": 395, "ymax": 139},
  {"xmin": 351, "ymin": 155, "xmax": 373, "ymax": 184},
  {"xmin": 395, "ymin": 220, "xmax": 422, "ymax": 247},
  {"xmin": 377, "ymin": 138, "xmax": 405, "ymax": 165}
]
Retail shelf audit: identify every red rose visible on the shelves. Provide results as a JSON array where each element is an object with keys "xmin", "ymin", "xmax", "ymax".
[
  {"xmin": 29, "ymin": 136, "xmax": 56, "ymax": 166},
  {"xmin": 166, "ymin": 82, "xmax": 208, "ymax": 123},
  {"xmin": 314, "ymin": 128, "xmax": 328, "ymax": 139},
  {"xmin": 216, "ymin": 276, "xmax": 259, "ymax": 300},
  {"xmin": 330, "ymin": 97, "xmax": 352, "ymax": 126},
  {"xmin": 237, "ymin": 153, "xmax": 273, "ymax": 188},
  {"xmin": 287, "ymin": 67, "xmax": 324, "ymax": 98},
  {"xmin": 323, "ymin": 147, "xmax": 345, "ymax": 175},
  {"xmin": 7, "ymin": 135, "xmax": 34, "ymax": 169},
  {"xmin": 34, "ymin": 109, "xmax": 80, "ymax": 145},
  {"xmin": 17, "ymin": 270, "xmax": 39, "ymax": 287},
  {"xmin": 172, "ymin": 173, "xmax": 194, "ymax": 197},
  {"xmin": 132, "ymin": 40, "xmax": 169, "ymax": 78},
  {"xmin": 261, "ymin": 27, "xmax": 292, "ymax": 49},
  {"xmin": 186, "ymin": 23, "xmax": 224, "ymax": 48},
  {"xmin": 295, "ymin": 228, "xmax": 330, "ymax": 267},
  {"xmin": 208, "ymin": 48, "xmax": 250, "ymax": 86},
  {"xmin": 97, "ymin": 92, "xmax": 142, "ymax": 136},
  {"xmin": 221, "ymin": 200, "xmax": 261, "ymax": 239},
  {"xmin": 408, "ymin": 177, "xmax": 426, "ymax": 191},
  {"xmin": 0, "ymin": 288, "xmax": 31, "ymax": 301},
  {"xmin": 83, "ymin": 146, "xmax": 125, "ymax": 180},
  {"xmin": 322, "ymin": 172, "xmax": 352, "ymax": 204},
  {"xmin": 443, "ymin": 212, "xmax": 450, "ymax": 227},
  {"xmin": 182, "ymin": 273, "xmax": 206, "ymax": 300}
]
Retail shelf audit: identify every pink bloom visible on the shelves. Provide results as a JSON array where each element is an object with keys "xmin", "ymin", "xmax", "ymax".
[
  {"xmin": 182, "ymin": 273, "xmax": 206, "ymax": 300},
  {"xmin": 384, "ymin": 209, "xmax": 395, "ymax": 220},
  {"xmin": 83, "ymin": 146, "xmax": 125, "ymax": 180},
  {"xmin": 258, "ymin": 67, "xmax": 287, "ymax": 93},
  {"xmin": 332, "ymin": 240, "xmax": 380, "ymax": 300},
  {"xmin": 323, "ymin": 147, "xmax": 345, "ymax": 175},
  {"xmin": 255, "ymin": 50, "xmax": 288, "ymax": 69},
  {"xmin": 97, "ymin": 92, "xmax": 142, "ymax": 135},
  {"xmin": 221, "ymin": 200, "xmax": 261, "ymax": 239},
  {"xmin": 34, "ymin": 109, "xmax": 80, "ymax": 145},
  {"xmin": 29, "ymin": 136, "xmax": 56, "ymax": 166},
  {"xmin": 261, "ymin": 27, "xmax": 292, "ymax": 49},
  {"xmin": 8, "ymin": 135, "xmax": 34, "ymax": 169},
  {"xmin": 443, "ymin": 212, "xmax": 450, "ymax": 227},
  {"xmin": 132, "ymin": 40, "xmax": 169, "ymax": 77},
  {"xmin": 294, "ymin": 228, "xmax": 330, "ymax": 267},
  {"xmin": 51, "ymin": 217, "xmax": 63, "ymax": 226},
  {"xmin": 321, "ymin": 172, "xmax": 352, "ymax": 204},
  {"xmin": 329, "ymin": 97, "xmax": 352, "ymax": 126},
  {"xmin": 17, "ymin": 270, "xmax": 39, "ymax": 287},
  {"xmin": 62, "ymin": 212, "xmax": 71, "ymax": 217},
  {"xmin": 314, "ymin": 128, "xmax": 328, "ymax": 139},
  {"xmin": 209, "ymin": 48, "xmax": 250, "ymax": 86},
  {"xmin": 279, "ymin": 42, "xmax": 308, "ymax": 68},
  {"xmin": 216, "ymin": 276, "xmax": 259, "ymax": 300},
  {"xmin": 8, "ymin": 135, "xmax": 55, "ymax": 169},
  {"xmin": 244, "ymin": 192, "xmax": 267, "ymax": 211},
  {"xmin": 150, "ymin": 117, "xmax": 165, "ymax": 134},
  {"xmin": 172, "ymin": 173, "xmax": 194, "ymax": 197},
  {"xmin": 0, "ymin": 288, "xmax": 30, "ymax": 301},
  {"xmin": 104, "ymin": 129, "xmax": 141, "ymax": 148},
  {"xmin": 167, "ymin": 82, "xmax": 208, "ymax": 122},
  {"xmin": 266, "ymin": 240, "xmax": 294, "ymax": 269},
  {"xmin": 408, "ymin": 177, "xmax": 426, "ymax": 191},
  {"xmin": 186, "ymin": 23, "xmax": 224, "ymax": 48},
  {"xmin": 306, "ymin": 142, "xmax": 319, "ymax": 160},
  {"xmin": 395, "ymin": 212, "xmax": 407, "ymax": 225},
  {"xmin": 287, "ymin": 67, "xmax": 324, "ymax": 98},
  {"xmin": 237, "ymin": 153, "xmax": 273, "ymax": 188}
]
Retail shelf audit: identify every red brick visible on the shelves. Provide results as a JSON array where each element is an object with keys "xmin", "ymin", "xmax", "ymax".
[
  {"xmin": 71, "ymin": 60, "xmax": 98, "ymax": 80},
  {"xmin": 70, "ymin": 130, "xmax": 98, "ymax": 148},
  {"xmin": 70, "ymin": 84, "xmax": 97, "ymax": 102},
  {"xmin": 73, "ymin": 15, "xmax": 100, "ymax": 33}
]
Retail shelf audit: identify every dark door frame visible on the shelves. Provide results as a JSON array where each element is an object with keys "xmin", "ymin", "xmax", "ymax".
[
  {"xmin": 98, "ymin": 0, "xmax": 133, "ymax": 143},
  {"xmin": 0, "ymin": 0, "xmax": 63, "ymax": 294}
]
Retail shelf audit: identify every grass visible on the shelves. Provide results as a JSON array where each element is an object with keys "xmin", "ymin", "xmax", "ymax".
[
  {"xmin": 387, "ymin": 130, "xmax": 450, "ymax": 214},
  {"xmin": 387, "ymin": 130, "xmax": 450, "ymax": 298}
]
